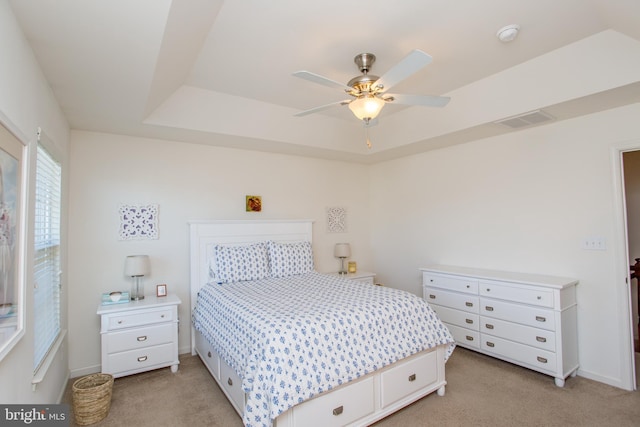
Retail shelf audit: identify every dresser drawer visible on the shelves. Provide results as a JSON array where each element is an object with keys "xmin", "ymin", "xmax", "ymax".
[
  {"xmin": 424, "ymin": 288, "xmax": 479, "ymax": 313},
  {"xmin": 220, "ymin": 359, "xmax": 245, "ymax": 414},
  {"xmin": 479, "ymin": 280, "xmax": 553, "ymax": 308},
  {"xmin": 104, "ymin": 323, "xmax": 174, "ymax": 354},
  {"xmin": 480, "ymin": 298, "xmax": 555, "ymax": 331},
  {"xmin": 293, "ymin": 377, "xmax": 374, "ymax": 427},
  {"xmin": 430, "ymin": 305, "xmax": 479, "ymax": 331},
  {"xmin": 106, "ymin": 307, "xmax": 174, "ymax": 331},
  {"xmin": 423, "ymin": 273, "xmax": 478, "ymax": 294},
  {"xmin": 105, "ymin": 342, "xmax": 175, "ymax": 374},
  {"xmin": 481, "ymin": 335, "xmax": 557, "ymax": 374},
  {"xmin": 444, "ymin": 323, "xmax": 480, "ymax": 349},
  {"xmin": 481, "ymin": 317, "xmax": 556, "ymax": 352},
  {"xmin": 380, "ymin": 350, "xmax": 438, "ymax": 408}
]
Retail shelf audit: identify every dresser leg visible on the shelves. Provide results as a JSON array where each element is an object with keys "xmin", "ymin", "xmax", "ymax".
[
  {"xmin": 554, "ymin": 377, "xmax": 565, "ymax": 387},
  {"xmin": 171, "ymin": 364, "xmax": 179, "ymax": 373},
  {"xmin": 437, "ymin": 385, "xmax": 446, "ymax": 396}
]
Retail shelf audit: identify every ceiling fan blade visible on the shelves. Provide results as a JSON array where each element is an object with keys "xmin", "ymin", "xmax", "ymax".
[
  {"xmin": 386, "ymin": 93, "xmax": 451, "ymax": 108},
  {"xmin": 293, "ymin": 71, "xmax": 353, "ymax": 92},
  {"xmin": 294, "ymin": 100, "xmax": 351, "ymax": 117},
  {"xmin": 373, "ymin": 49, "xmax": 433, "ymax": 93}
]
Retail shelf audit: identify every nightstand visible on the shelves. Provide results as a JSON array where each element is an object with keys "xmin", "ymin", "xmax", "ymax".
[
  {"xmin": 330, "ymin": 270, "xmax": 376, "ymax": 285},
  {"xmin": 97, "ymin": 294, "xmax": 181, "ymax": 378}
]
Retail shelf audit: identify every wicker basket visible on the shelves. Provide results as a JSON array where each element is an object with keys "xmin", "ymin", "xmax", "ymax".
[{"xmin": 72, "ymin": 373, "xmax": 114, "ymax": 425}]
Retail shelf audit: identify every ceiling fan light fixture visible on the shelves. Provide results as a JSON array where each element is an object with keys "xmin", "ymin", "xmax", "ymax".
[{"xmin": 348, "ymin": 96, "xmax": 385, "ymax": 121}]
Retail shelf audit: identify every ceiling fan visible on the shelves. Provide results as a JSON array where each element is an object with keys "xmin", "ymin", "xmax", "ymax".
[{"xmin": 293, "ymin": 49, "xmax": 451, "ymax": 133}]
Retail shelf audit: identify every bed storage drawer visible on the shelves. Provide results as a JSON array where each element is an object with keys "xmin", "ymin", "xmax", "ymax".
[
  {"xmin": 195, "ymin": 330, "xmax": 220, "ymax": 380},
  {"xmin": 292, "ymin": 377, "xmax": 374, "ymax": 427},
  {"xmin": 220, "ymin": 359, "xmax": 245, "ymax": 414},
  {"xmin": 380, "ymin": 350, "xmax": 438, "ymax": 408}
]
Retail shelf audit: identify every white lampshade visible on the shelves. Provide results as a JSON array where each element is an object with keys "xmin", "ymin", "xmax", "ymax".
[
  {"xmin": 348, "ymin": 96, "xmax": 385, "ymax": 121},
  {"xmin": 124, "ymin": 255, "xmax": 150, "ymax": 277},
  {"xmin": 334, "ymin": 243, "xmax": 351, "ymax": 258}
]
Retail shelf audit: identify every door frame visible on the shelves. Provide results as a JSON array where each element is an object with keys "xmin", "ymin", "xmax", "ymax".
[{"xmin": 611, "ymin": 140, "xmax": 640, "ymax": 391}]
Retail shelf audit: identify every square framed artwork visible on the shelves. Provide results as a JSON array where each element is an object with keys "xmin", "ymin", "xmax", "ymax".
[
  {"xmin": 246, "ymin": 195, "xmax": 262, "ymax": 212},
  {"xmin": 327, "ymin": 206, "xmax": 347, "ymax": 233},
  {"xmin": 118, "ymin": 204, "xmax": 159, "ymax": 240}
]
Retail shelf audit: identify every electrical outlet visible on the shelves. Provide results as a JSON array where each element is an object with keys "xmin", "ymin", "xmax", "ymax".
[{"xmin": 582, "ymin": 237, "xmax": 606, "ymax": 251}]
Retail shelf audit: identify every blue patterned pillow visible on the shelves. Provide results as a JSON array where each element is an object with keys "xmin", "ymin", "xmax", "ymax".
[
  {"xmin": 268, "ymin": 240, "xmax": 314, "ymax": 278},
  {"xmin": 213, "ymin": 242, "xmax": 270, "ymax": 283}
]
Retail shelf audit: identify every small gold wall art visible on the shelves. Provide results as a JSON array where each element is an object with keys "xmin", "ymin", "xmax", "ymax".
[{"xmin": 246, "ymin": 195, "xmax": 262, "ymax": 212}]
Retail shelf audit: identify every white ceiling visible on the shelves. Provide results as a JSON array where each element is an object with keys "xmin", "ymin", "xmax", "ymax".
[{"xmin": 9, "ymin": 0, "xmax": 640, "ymax": 163}]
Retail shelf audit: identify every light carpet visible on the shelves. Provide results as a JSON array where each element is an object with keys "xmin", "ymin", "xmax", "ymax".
[{"xmin": 62, "ymin": 348, "xmax": 640, "ymax": 426}]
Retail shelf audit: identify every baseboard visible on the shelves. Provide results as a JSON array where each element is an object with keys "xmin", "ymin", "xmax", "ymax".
[
  {"xmin": 577, "ymin": 368, "xmax": 631, "ymax": 391},
  {"xmin": 69, "ymin": 364, "xmax": 101, "ymax": 379}
]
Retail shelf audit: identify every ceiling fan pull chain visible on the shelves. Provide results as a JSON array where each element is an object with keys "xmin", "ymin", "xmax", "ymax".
[{"xmin": 365, "ymin": 123, "xmax": 372, "ymax": 149}]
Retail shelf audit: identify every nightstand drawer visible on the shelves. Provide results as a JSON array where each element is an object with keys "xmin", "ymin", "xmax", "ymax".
[
  {"xmin": 104, "ymin": 342, "xmax": 175, "ymax": 374},
  {"xmin": 104, "ymin": 323, "xmax": 174, "ymax": 354},
  {"xmin": 106, "ymin": 307, "xmax": 174, "ymax": 331}
]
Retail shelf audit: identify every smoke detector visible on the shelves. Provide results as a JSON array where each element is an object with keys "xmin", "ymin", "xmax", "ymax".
[{"xmin": 497, "ymin": 24, "xmax": 520, "ymax": 42}]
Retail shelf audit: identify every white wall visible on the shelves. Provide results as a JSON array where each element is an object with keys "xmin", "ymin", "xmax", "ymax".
[
  {"xmin": 370, "ymin": 103, "xmax": 640, "ymax": 389},
  {"xmin": 0, "ymin": 2, "xmax": 70, "ymax": 404},
  {"xmin": 67, "ymin": 131, "xmax": 371, "ymax": 376}
]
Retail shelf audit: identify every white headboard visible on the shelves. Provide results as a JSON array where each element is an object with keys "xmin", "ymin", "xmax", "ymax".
[{"xmin": 188, "ymin": 219, "xmax": 313, "ymax": 351}]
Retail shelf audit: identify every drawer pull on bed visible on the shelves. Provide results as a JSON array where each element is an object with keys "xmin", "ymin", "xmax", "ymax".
[
  {"xmin": 207, "ymin": 351, "xmax": 212, "ymax": 358},
  {"xmin": 535, "ymin": 316, "xmax": 546, "ymax": 322},
  {"xmin": 332, "ymin": 406, "xmax": 343, "ymax": 416},
  {"xmin": 429, "ymin": 294, "xmax": 436, "ymax": 299},
  {"xmin": 137, "ymin": 356, "xmax": 147, "ymax": 362},
  {"xmin": 227, "ymin": 377, "xmax": 233, "ymax": 386},
  {"xmin": 485, "ymin": 306, "xmax": 494, "ymax": 311},
  {"xmin": 466, "ymin": 336, "xmax": 474, "ymax": 341},
  {"xmin": 485, "ymin": 324, "xmax": 494, "ymax": 329},
  {"xmin": 465, "ymin": 302, "xmax": 473, "ymax": 307},
  {"xmin": 465, "ymin": 319, "xmax": 473, "ymax": 324},
  {"xmin": 537, "ymin": 356, "xmax": 548, "ymax": 363},
  {"xmin": 486, "ymin": 341, "xmax": 495, "ymax": 348},
  {"xmin": 536, "ymin": 336, "xmax": 547, "ymax": 343},
  {"xmin": 137, "ymin": 335, "xmax": 147, "ymax": 342},
  {"xmin": 408, "ymin": 373, "xmax": 416, "ymax": 382}
]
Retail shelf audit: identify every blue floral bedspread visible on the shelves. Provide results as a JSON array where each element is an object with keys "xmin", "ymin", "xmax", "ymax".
[{"xmin": 192, "ymin": 272, "xmax": 455, "ymax": 427}]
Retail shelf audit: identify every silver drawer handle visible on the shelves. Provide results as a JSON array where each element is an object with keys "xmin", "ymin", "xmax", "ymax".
[
  {"xmin": 161, "ymin": 314, "xmax": 165, "ymax": 318},
  {"xmin": 485, "ymin": 306, "xmax": 494, "ymax": 311},
  {"xmin": 536, "ymin": 336, "xmax": 547, "ymax": 343},
  {"xmin": 537, "ymin": 296, "xmax": 542, "ymax": 300},
  {"xmin": 227, "ymin": 377, "xmax": 233, "ymax": 386},
  {"xmin": 465, "ymin": 302, "xmax": 473, "ymax": 307},
  {"xmin": 117, "ymin": 320, "xmax": 123, "ymax": 324},
  {"xmin": 486, "ymin": 288, "xmax": 491, "ymax": 292},
  {"xmin": 486, "ymin": 341, "xmax": 495, "ymax": 347},
  {"xmin": 137, "ymin": 356, "xmax": 148, "ymax": 362},
  {"xmin": 137, "ymin": 335, "xmax": 147, "ymax": 342},
  {"xmin": 466, "ymin": 335, "xmax": 474, "ymax": 341},
  {"xmin": 207, "ymin": 351, "xmax": 212, "ymax": 358},
  {"xmin": 429, "ymin": 294, "xmax": 436, "ymax": 299},
  {"xmin": 408, "ymin": 373, "xmax": 416, "ymax": 382},
  {"xmin": 537, "ymin": 356, "xmax": 548, "ymax": 363},
  {"xmin": 485, "ymin": 324, "xmax": 494, "ymax": 329},
  {"xmin": 333, "ymin": 406, "xmax": 343, "ymax": 416},
  {"xmin": 465, "ymin": 319, "xmax": 473, "ymax": 324},
  {"xmin": 535, "ymin": 316, "xmax": 546, "ymax": 322}
]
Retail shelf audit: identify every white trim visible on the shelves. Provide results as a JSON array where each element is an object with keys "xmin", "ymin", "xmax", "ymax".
[
  {"xmin": 610, "ymin": 139, "xmax": 640, "ymax": 391},
  {"xmin": 31, "ymin": 329, "xmax": 67, "ymax": 391}
]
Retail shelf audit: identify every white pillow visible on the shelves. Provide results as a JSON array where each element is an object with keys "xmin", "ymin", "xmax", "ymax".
[
  {"xmin": 268, "ymin": 240, "xmax": 314, "ymax": 278},
  {"xmin": 213, "ymin": 242, "xmax": 270, "ymax": 283}
]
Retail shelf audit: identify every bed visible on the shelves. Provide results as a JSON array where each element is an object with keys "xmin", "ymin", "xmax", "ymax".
[{"xmin": 189, "ymin": 220, "xmax": 455, "ymax": 427}]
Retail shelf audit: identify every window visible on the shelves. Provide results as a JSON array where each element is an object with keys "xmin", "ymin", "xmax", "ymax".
[{"xmin": 33, "ymin": 144, "xmax": 61, "ymax": 372}]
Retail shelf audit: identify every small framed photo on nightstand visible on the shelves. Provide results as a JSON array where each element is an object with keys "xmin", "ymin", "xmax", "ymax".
[{"xmin": 156, "ymin": 284, "xmax": 167, "ymax": 297}]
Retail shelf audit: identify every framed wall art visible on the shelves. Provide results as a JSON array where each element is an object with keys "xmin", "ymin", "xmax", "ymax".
[{"xmin": 118, "ymin": 204, "xmax": 159, "ymax": 240}]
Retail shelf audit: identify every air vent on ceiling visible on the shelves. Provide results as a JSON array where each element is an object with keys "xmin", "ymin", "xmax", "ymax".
[{"xmin": 494, "ymin": 110, "xmax": 555, "ymax": 129}]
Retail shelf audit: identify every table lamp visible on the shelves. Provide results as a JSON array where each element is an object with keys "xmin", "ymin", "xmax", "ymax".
[
  {"xmin": 124, "ymin": 255, "xmax": 150, "ymax": 300},
  {"xmin": 334, "ymin": 243, "xmax": 351, "ymax": 275}
]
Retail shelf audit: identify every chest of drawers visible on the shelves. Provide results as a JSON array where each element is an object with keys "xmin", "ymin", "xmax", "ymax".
[
  {"xmin": 97, "ymin": 294, "xmax": 181, "ymax": 378},
  {"xmin": 421, "ymin": 265, "xmax": 578, "ymax": 387}
]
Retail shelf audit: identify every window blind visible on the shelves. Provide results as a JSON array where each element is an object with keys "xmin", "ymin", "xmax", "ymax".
[{"xmin": 33, "ymin": 144, "xmax": 61, "ymax": 372}]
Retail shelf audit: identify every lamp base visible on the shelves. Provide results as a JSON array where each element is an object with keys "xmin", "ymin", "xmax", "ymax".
[
  {"xmin": 338, "ymin": 257, "xmax": 348, "ymax": 275},
  {"xmin": 131, "ymin": 277, "xmax": 145, "ymax": 301}
]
